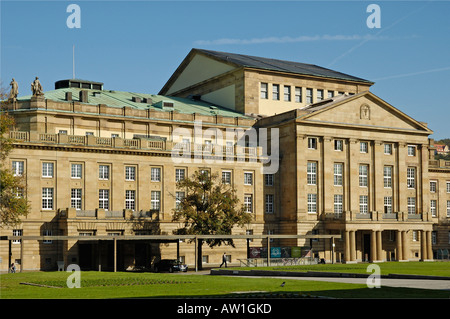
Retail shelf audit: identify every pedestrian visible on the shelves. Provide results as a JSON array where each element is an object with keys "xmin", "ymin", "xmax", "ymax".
[
  {"xmin": 220, "ymin": 253, "xmax": 227, "ymax": 268},
  {"xmin": 10, "ymin": 263, "xmax": 16, "ymax": 273}
]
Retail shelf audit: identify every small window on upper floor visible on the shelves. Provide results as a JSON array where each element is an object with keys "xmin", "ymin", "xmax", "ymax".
[
  {"xmin": 334, "ymin": 140, "xmax": 343, "ymax": 151},
  {"xmin": 360, "ymin": 142, "xmax": 368, "ymax": 153},
  {"xmin": 408, "ymin": 145, "xmax": 416, "ymax": 156},
  {"xmin": 384, "ymin": 143, "xmax": 393, "ymax": 155},
  {"xmin": 308, "ymin": 137, "xmax": 317, "ymax": 150},
  {"xmin": 260, "ymin": 83, "xmax": 268, "ymax": 99}
]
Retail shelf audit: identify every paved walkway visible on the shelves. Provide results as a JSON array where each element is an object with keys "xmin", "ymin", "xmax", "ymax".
[
  {"xmin": 188, "ymin": 268, "xmax": 450, "ymax": 291},
  {"xmin": 267, "ymin": 275, "xmax": 450, "ymax": 290}
]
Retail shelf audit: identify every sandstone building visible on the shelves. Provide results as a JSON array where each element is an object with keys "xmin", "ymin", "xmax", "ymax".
[{"xmin": 1, "ymin": 48, "xmax": 449, "ymax": 271}]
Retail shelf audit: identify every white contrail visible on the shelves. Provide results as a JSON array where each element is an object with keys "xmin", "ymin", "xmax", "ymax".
[
  {"xmin": 327, "ymin": 2, "xmax": 432, "ymax": 67},
  {"xmin": 194, "ymin": 34, "xmax": 388, "ymax": 46},
  {"xmin": 373, "ymin": 66, "xmax": 450, "ymax": 81}
]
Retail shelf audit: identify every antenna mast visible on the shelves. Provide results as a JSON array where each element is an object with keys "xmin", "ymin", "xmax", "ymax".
[{"xmin": 72, "ymin": 45, "xmax": 75, "ymax": 79}]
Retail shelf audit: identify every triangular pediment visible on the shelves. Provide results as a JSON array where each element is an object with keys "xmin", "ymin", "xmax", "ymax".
[
  {"xmin": 298, "ymin": 92, "xmax": 432, "ymax": 134},
  {"xmin": 160, "ymin": 49, "xmax": 238, "ymax": 95}
]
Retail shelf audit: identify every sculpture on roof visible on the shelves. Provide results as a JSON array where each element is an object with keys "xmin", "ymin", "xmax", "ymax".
[
  {"xmin": 8, "ymin": 78, "xmax": 19, "ymax": 101},
  {"xmin": 31, "ymin": 77, "xmax": 44, "ymax": 96}
]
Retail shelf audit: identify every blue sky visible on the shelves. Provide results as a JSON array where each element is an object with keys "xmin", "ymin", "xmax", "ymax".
[{"xmin": 1, "ymin": 0, "xmax": 449, "ymax": 139}]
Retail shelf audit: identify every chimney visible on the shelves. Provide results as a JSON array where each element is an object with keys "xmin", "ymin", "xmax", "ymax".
[{"xmin": 79, "ymin": 90, "xmax": 88, "ymax": 103}]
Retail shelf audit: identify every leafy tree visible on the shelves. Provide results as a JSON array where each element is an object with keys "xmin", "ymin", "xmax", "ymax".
[
  {"xmin": 172, "ymin": 171, "xmax": 252, "ymax": 269},
  {"xmin": 1, "ymin": 88, "xmax": 30, "ymax": 227}
]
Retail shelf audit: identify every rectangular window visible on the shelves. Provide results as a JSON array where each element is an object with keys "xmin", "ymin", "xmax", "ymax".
[
  {"xmin": 360, "ymin": 142, "xmax": 368, "ymax": 153},
  {"xmin": 407, "ymin": 167, "xmax": 416, "ymax": 189},
  {"xmin": 447, "ymin": 200, "xmax": 450, "ymax": 217},
  {"xmin": 413, "ymin": 230, "xmax": 418, "ymax": 242},
  {"xmin": 384, "ymin": 166, "xmax": 392, "ymax": 188},
  {"xmin": 328, "ymin": 90, "xmax": 334, "ymax": 98},
  {"xmin": 71, "ymin": 163, "xmax": 82, "ymax": 179},
  {"xmin": 42, "ymin": 162, "xmax": 54, "ymax": 178},
  {"xmin": 244, "ymin": 172, "xmax": 253, "ymax": 185},
  {"xmin": 359, "ymin": 165, "xmax": 368, "ymax": 187},
  {"xmin": 71, "ymin": 188, "xmax": 82, "ymax": 210},
  {"xmin": 446, "ymin": 182, "xmax": 450, "ymax": 193},
  {"xmin": 13, "ymin": 229, "xmax": 22, "ymax": 244},
  {"xmin": 284, "ymin": 86, "xmax": 291, "ymax": 101},
  {"xmin": 334, "ymin": 139, "xmax": 343, "ymax": 151},
  {"xmin": 12, "ymin": 161, "xmax": 24, "ymax": 176},
  {"xmin": 43, "ymin": 229, "xmax": 52, "ymax": 244},
  {"xmin": 125, "ymin": 190, "xmax": 135, "ymax": 210},
  {"xmin": 407, "ymin": 197, "xmax": 416, "ymax": 214},
  {"xmin": 334, "ymin": 163, "xmax": 343, "ymax": 186},
  {"xmin": 99, "ymin": 189, "xmax": 109, "ymax": 210},
  {"xmin": 272, "ymin": 84, "xmax": 279, "ymax": 100},
  {"xmin": 175, "ymin": 168, "xmax": 185, "ymax": 182},
  {"xmin": 125, "ymin": 166, "xmax": 136, "ymax": 181},
  {"xmin": 306, "ymin": 88, "xmax": 313, "ymax": 104},
  {"xmin": 265, "ymin": 174, "xmax": 274, "ymax": 186},
  {"xmin": 430, "ymin": 200, "xmax": 437, "ymax": 217},
  {"xmin": 384, "ymin": 196, "xmax": 392, "ymax": 214},
  {"xmin": 222, "ymin": 171, "xmax": 232, "ymax": 184},
  {"xmin": 307, "ymin": 194, "xmax": 317, "ymax": 213},
  {"xmin": 384, "ymin": 143, "xmax": 393, "ymax": 155},
  {"xmin": 260, "ymin": 83, "xmax": 268, "ymax": 99},
  {"xmin": 407, "ymin": 145, "xmax": 416, "ymax": 156},
  {"xmin": 360, "ymin": 195, "xmax": 368, "ymax": 214},
  {"xmin": 175, "ymin": 191, "xmax": 185, "ymax": 209},
  {"xmin": 42, "ymin": 188, "xmax": 54, "ymax": 210},
  {"xmin": 244, "ymin": 194, "xmax": 253, "ymax": 213},
  {"xmin": 334, "ymin": 194, "xmax": 343, "ymax": 214},
  {"xmin": 308, "ymin": 137, "xmax": 317, "ymax": 149},
  {"xmin": 317, "ymin": 89, "xmax": 323, "ymax": 101},
  {"xmin": 151, "ymin": 191, "xmax": 161, "ymax": 211},
  {"xmin": 265, "ymin": 194, "xmax": 274, "ymax": 214},
  {"xmin": 307, "ymin": 162, "xmax": 317, "ymax": 185},
  {"xmin": 430, "ymin": 181, "xmax": 437, "ymax": 192},
  {"xmin": 295, "ymin": 87, "xmax": 302, "ymax": 103},
  {"xmin": 432, "ymin": 231, "xmax": 436, "ymax": 245},
  {"xmin": 99, "ymin": 165, "xmax": 109, "ymax": 180},
  {"xmin": 151, "ymin": 167, "xmax": 161, "ymax": 182}
]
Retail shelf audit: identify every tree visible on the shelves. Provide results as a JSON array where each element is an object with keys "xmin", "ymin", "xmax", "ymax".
[
  {"xmin": 0, "ymin": 88, "xmax": 30, "ymax": 227},
  {"xmin": 172, "ymin": 171, "xmax": 252, "ymax": 269}
]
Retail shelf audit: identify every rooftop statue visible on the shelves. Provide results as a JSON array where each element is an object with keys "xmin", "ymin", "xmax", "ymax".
[
  {"xmin": 9, "ymin": 78, "xmax": 18, "ymax": 101},
  {"xmin": 31, "ymin": 77, "xmax": 44, "ymax": 96}
]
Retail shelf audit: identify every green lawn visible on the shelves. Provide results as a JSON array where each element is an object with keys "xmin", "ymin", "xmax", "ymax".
[
  {"xmin": 236, "ymin": 261, "xmax": 450, "ymax": 277},
  {"xmin": 1, "ymin": 262, "xmax": 450, "ymax": 299}
]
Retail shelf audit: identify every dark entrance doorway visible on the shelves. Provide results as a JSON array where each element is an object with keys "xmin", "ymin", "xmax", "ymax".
[
  {"xmin": 363, "ymin": 234, "xmax": 371, "ymax": 262},
  {"xmin": 79, "ymin": 243, "xmax": 94, "ymax": 270}
]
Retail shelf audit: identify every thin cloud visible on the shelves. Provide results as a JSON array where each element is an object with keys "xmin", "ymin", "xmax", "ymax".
[
  {"xmin": 194, "ymin": 34, "xmax": 389, "ymax": 46},
  {"xmin": 373, "ymin": 66, "xmax": 450, "ymax": 81}
]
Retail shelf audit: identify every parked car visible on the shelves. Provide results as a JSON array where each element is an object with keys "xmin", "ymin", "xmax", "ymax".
[{"xmin": 153, "ymin": 259, "xmax": 188, "ymax": 273}]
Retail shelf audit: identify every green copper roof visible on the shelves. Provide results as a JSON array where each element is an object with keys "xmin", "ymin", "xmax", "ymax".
[{"xmin": 17, "ymin": 87, "xmax": 251, "ymax": 119}]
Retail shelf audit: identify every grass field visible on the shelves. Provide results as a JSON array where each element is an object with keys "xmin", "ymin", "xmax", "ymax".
[
  {"xmin": 236, "ymin": 261, "xmax": 450, "ymax": 277},
  {"xmin": 1, "ymin": 262, "xmax": 449, "ymax": 299}
]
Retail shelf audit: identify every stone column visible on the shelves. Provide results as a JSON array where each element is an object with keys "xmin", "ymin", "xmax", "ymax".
[
  {"xmin": 421, "ymin": 230, "xmax": 427, "ymax": 260},
  {"xmin": 370, "ymin": 230, "xmax": 377, "ymax": 262},
  {"xmin": 396, "ymin": 230, "xmax": 403, "ymax": 261},
  {"xmin": 402, "ymin": 230, "xmax": 409, "ymax": 261},
  {"xmin": 376, "ymin": 231, "xmax": 383, "ymax": 261},
  {"xmin": 345, "ymin": 231, "xmax": 351, "ymax": 263},
  {"xmin": 350, "ymin": 230, "xmax": 356, "ymax": 262},
  {"xmin": 426, "ymin": 231, "xmax": 433, "ymax": 260}
]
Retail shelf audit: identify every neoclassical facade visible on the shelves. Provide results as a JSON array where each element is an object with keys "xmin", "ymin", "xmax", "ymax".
[{"xmin": 1, "ymin": 49, "xmax": 449, "ymax": 271}]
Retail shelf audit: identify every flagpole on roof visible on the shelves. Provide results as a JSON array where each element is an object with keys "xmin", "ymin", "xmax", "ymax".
[{"xmin": 73, "ymin": 45, "xmax": 75, "ymax": 79}]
